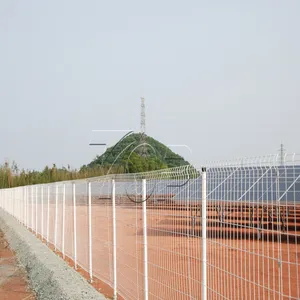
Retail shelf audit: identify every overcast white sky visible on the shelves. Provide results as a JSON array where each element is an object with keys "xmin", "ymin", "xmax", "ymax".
[{"xmin": 0, "ymin": 1, "xmax": 299, "ymax": 170}]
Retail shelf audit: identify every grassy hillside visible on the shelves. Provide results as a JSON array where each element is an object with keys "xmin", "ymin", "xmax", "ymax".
[
  {"xmin": 87, "ymin": 133, "xmax": 189, "ymax": 173},
  {"xmin": 0, "ymin": 133, "xmax": 190, "ymax": 188}
]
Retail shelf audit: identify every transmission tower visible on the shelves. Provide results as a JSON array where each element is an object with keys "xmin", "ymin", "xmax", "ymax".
[
  {"xmin": 279, "ymin": 143, "xmax": 286, "ymax": 166},
  {"xmin": 140, "ymin": 97, "xmax": 146, "ymax": 156},
  {"xmin": 141, "ymin": 97, "xmax": 146, "ymax": 134}
]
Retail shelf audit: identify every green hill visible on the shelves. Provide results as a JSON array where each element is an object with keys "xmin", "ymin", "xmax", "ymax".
[{"xmin": 87, "ymin": 133, "xmax": 190, "ymax": 173}]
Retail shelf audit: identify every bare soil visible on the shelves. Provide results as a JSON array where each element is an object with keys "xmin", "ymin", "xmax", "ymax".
[{"xmin": 0, "ymin": 230, "xmax": 35, "ymax": 300}]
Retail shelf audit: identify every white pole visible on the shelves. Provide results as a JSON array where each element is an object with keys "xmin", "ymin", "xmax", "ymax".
[
  {"xmin": 17, "ymin": 189, "xmax": 19, "ymax": 221},
  {"xmin": 15, "ymin": 189, "xmax": 18, "ymax": 221},
  {"xmin": 112, "ymin": 179, "xmax": 117, "ymax": 300},
  {"xmin": 54, "ymin": 184, "xmax": 58, "ymax": 251},
  {"xmin": 62, "ymin": 183, "xmax": 66, "ymax": 258},
  {"xmin": 41, "ymin": 186, "xmax": 44, "ymax": 240},
  {"xmin": 22, "ymin": 187, "xmax": 25, "ymax": 225},
  {"xmin": 20, "ymin": 188, "xmax": 22, "ymax": 224},
  {"xmin": 26, "ymin": 187, "xmax": 29, "ymax": 229},
  {"xmin": 47, "ymin": 186, "xmax": 50, "ymax": 245},
  {"xmin": 16, "ymin": 189, "xmax": 18, "ymax": 221},
  {"xmin": 19, "ymin": 188, "xmax": 22, "ymax": 223},
  {"xmin": 202, "ymin": 168, "xmax": 207, "ymax": 300},
  {"xmin": 18, "ymin": 188, "xmax": 21, "ymax": 225},
  {"xmin": 88, "ymin": 182, "xmax": 93, "ymax": 282},
  {"xmin": 31, "ymin": 186, "xmax": 33, "ymax": 231},
  {"xmin": 142, "ymin": 179, "xmax": 149, "ymax": 300},
  {"xmin": 16, "ymin": 189, "xmax": 18, "ymax": 220},
  {"xmin": 19, "ymin": 189, "xmax": 21, "ymax": 223},
  {"xmin": 73, "ymin": 183, "xmax": 77, "ymax": 269},
  {"xmin": 35, "ymin": 186, "xmax": 38, "ymax": 235},
  {"xmin": 12, "ymin": 189, "xmax": 14, "ymax": 217},
  {"xmin": 17, "ymin": 187, "xmax": 22, "ymax": 223}
]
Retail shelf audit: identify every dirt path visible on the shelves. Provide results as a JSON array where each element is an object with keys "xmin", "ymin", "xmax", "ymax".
[{"xmin": 0, "ymin": 230, "xmax": 35, "ymax": 300}]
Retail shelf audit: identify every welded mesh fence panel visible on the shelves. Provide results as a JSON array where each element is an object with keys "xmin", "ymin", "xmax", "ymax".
[
  {"xmin": 144, "ymin": 168, "xmax": 203, "ymax": 300},
  {"xmin": 205, "ymin": 158, "xmax": 300, "ymax": 300},
  {"xmin": 76, "ymin": 181, "xmax": 89, "ymax": 272},
  {"xmin": 91, "ymin": 179, "xmax": 113, "ymax": 286},
  {"xmin": 64, "ymin": 182, "xmax": 74, "ymax": 260},
  {"xmin": 0, "ymin": 156, "xmax": 299, "ymax": 300},
  {"xmin": 114, "ymin": 177, "xmax": 144, "ymax": 300}
]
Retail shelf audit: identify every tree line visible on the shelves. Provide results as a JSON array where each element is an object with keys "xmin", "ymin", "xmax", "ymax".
[{"xmin": 0, "ymin": 161, "xmax": 123, "ymax": 189}]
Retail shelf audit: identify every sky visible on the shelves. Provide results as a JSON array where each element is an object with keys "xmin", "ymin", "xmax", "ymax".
[{"xmin": 0, "ymin": 0, "xmax": 299, "ymax": 171}]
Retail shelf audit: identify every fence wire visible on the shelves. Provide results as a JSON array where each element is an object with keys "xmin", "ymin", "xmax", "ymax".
[{"xmin": 0, "ymin": 155, "xmax": 299, "ymax": 300}]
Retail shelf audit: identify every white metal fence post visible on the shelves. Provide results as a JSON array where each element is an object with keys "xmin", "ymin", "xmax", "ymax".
[
  {"xmin": 47, "ymin": 185, "xmax": 50, "ymax": 245},
  {"xmin": 21, "ymin": 188, "xmax": 23, "ymax": 225},
  {"xmin": 62, "ymin": 183, "xmax": 66, "ymax": 258},
  {"xmin": 15, "ymin": 189, "xmax": 17, "ymax": 220},
  {"xmin": 17, "ymin": 189, "xmax": 19, "ymax": 221},
  {"xmin": 41, "ymin": 186, "xmax": 44, "ymax": 240},
  {"xmin": 142, "ymin": 178, "xmax": 149, "ymax": 300},
  {"xmin": 112, "ymin": 179, "xmax": 117, "ymax": 300},
  {"xmin": 19, "ymin": 188, "xmax": 21, "ymax": 224},
  {"xmin": 54, "ymin": 184, "xmax": 58, "ymax": 251},
  {"xmin": 15, "ymin": 189, "xmax": 17, "ymax": 219},
  {"xmin": 26, "ymin": 187, "xmax": 29, "ymax": 229},
  {"xmin": 12, "ymin": 189, "xmax": 15, "ymax": 219},
  {"xmin": 35, "ymin": 185, "xmax": 38, "ymax": 235},
  {"xmin": 202, "ymin": 167, "xmax": 207, "ymax": 300},
  {"xmin": 73, "ymin": 182, "xmax": 77, "ymax": 269},
  {"xmin": 19, "ymin": 188, "xmax": 21, "ymax": 222},
  {"xmin": 88, "ymin": 182, "xmax": 93, "ymax": 282},
  {"xmin": 23, "ymin": 187, "xmax": 25, "ymax": 225},
  {"xmin": 31, "ymin": 186, "xmax": 34, "ymax": 231},
  {"xmin": 18, "ymin": 189, "xmax": 20, "ymax": 222}
]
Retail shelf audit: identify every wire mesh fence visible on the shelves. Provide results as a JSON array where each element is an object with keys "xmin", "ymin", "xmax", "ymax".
[{"xmin": 0, "ymin": 154, "xmax": 299, "ymax": 299}]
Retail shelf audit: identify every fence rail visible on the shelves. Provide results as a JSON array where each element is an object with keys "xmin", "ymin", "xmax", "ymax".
[{"xmin": 0, "ymin": 156, "xmax": 300, "ymax": 299}]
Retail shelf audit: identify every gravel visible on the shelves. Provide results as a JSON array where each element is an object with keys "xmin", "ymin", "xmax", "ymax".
[{"xmin": 0, "ymin": 209, "xmax": 107, "ymax": 300}]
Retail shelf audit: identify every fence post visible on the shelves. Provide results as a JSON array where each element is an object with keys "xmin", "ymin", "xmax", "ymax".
[
  {"xmin": 73, "ymin": 182, "xmax": 77, "ymax": 269},
  {"xmin": 62, "ymin": 183, "xmax": 66, "ymax": 259},
  {"xmin": 31, "ymin": 186, "xmax": 34, "ymax": 231},
  {"xmin": 15, "ymin": 189, "xmax": 17, "ymax": 221},
  {"xmin": 21, "ymin": 188, "xmax": 24, "ymax": 223},
  {"xmin": 142, "ymin": 178, "xmax": 149, "ymax": 300},
  {"xmin": 54, "ymin": 184, "xmax": 58, "ymax": 251},
  {"xmin": 26, "ymin": 187, "xmax": 29, "ymax": 229},
  {"xmin": 15, "ymin": 189, "xmax": 17, "ymax": 220},
  {"xmin": 47, "ymin": 186, "xmax": 50, "ymax": 245},
  {"xmin": 88, "ymin": 182, "xmax": 93, "ymax": 282},
  {"xmin": 36, "ymin": 186, "xmax": 38, "ymax": 235},
  {"xmin": 23, "ymin": 187, "xmax": 25, "ymax": 225},
  {"xmin": 18, "ymin": 189, "xmax": 20, "ymax": 222},
  {"xmin": 19, "ymin": 189, "xmax": 21, "ymax": 222},
  {"xmin": 41, "ymin": 186, "xmax": 44, "ymax": 240},
  {"xmin": 202, "ymin": 167, "xmax": 207, "ymax": 300},
  {"xmin": 112, "ymin": 179, "xmax": 117, "ymax": 300},
  {"xmin": 12, "ymin": 189, "xmax": 15, "ymax": 219}
]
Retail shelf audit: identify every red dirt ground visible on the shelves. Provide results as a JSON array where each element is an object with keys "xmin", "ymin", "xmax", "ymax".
[{"xmin": 0, "ymin": 230, "xmax": 35, "ymax": 300}]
